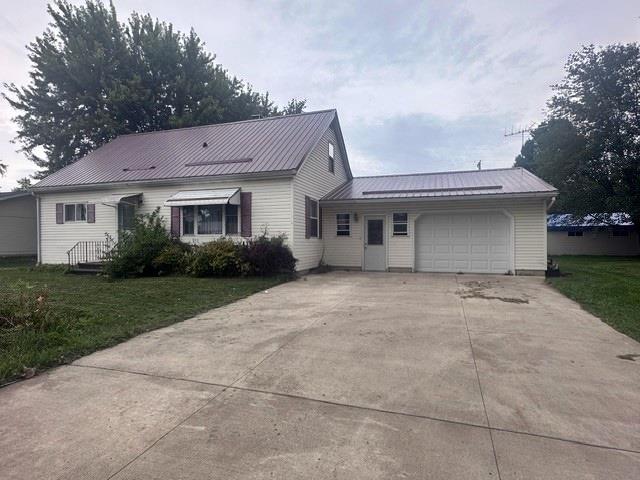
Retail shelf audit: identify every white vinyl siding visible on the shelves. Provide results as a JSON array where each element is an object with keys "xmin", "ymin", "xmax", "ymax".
[
  {"xmin": 321, "ymin": 197, "xmax": 548, "ymax": 273},
  {"xmin": 548, "ymin": 230, "xmax": 640, "ymax": 256},
  {"xmin": 291, "ymin": 127, "xmax": 349, "ymax": 270},
  {"xmin": 38, "ymin": 177, "xmax": 292, "ymax": 264},
  {"xmin": 0, "ymin": 195, "xmax": 37, "ymax": 256}
]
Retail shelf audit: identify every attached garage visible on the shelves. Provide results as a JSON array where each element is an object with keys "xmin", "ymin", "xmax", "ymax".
[
  {"xmin": 320, "ymin": 167, "xmax": 557, "ymax": 276},
  {"xmin": 415, "ymin": 212, "xmax": 512, "ymax": 274}
]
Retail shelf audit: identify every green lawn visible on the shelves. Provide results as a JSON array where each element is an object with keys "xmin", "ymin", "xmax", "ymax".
[
  {"xmin": 548, "ymin": 256, "xmax": 640, "ymax": 342},
  {"xmin": 0, "ymin": 264, "xmax": 286, "ymax": 385}
]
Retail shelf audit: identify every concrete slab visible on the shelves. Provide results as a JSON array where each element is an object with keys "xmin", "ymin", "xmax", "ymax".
[
  {"xmin": 470, "ymin": 330, "xmax": 640, "ymax": 451},
  {"xmin": 74, "ymin": 279, "xmax": 346, "ymax": 384},
  {"xmin": 493, "ymin": 431, "xmax": 640, "ymax": 480},
  {"xmin": 0, "ymin": 366, "xmax": 221, "ymax": 480},
  {"xmin": 112, "ymin": 388, "xmax": 498, "ymax": 480},
  {"xmin": 238, "ymin": 321, "xmax": 487, "ymax": 425}
]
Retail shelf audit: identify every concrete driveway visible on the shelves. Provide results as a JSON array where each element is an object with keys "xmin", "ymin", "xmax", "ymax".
[{"xmin": 1, "ymin": 272, "xmax": 639, "ymax": 479}]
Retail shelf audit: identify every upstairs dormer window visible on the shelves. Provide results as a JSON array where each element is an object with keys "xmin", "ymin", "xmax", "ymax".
[{"xmin": 328, "ymin": 142, "xmax": 335, "ymax": 173}]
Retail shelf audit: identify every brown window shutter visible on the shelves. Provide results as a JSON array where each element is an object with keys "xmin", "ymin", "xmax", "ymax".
[
  {"xmin": 240, "ymin": 192, "xmax": 252, "ymax": 237},
  {"xmin": 87, "ymin": 204, "xmax": 96, "ymax": 223},
  {"xmin": 319, "ymin": 206, "xmax": 323, "ymax": 239},
  {"xmin": 304, "ymin": 196, "xmax": 310, "ymax": 239},
  {"xmin": 170, "ymin": 207, "xmax": 181, "ymax": 237},
  {"xmin": 56, "ymin": 203, "xmax": 64, "ymax": 224}
]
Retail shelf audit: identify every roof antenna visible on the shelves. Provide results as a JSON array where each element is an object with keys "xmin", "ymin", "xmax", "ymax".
[{"xmin": 477, "ymin": 160, "xmax": 481, "ymax": 170}]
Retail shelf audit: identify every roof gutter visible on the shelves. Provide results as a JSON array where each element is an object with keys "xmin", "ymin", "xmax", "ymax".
[
  {"xmin": 31, "ymin": 169, "xmax": 297, "ymax": 194},
  {"xmin": 320, "ymin": 191, "xmax": 559, "ymax": 205}
]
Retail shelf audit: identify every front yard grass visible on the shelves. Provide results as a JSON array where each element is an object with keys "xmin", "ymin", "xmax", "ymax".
[
  {"xmin": 0, "ymin": 265, "xmax": 286, "ymax": 385},
  {"xmin": 548, "ymin": 256, "xmax": 640, "ymax": 342}
]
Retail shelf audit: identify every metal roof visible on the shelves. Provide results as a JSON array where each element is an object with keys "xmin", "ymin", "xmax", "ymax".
[
  {"xmin": 33, "ymin": 109, "xmax": 347, "ymax": 190},
  {"xmin": 0, "ymin": 192, "xmax": 32, "ymax": 202},
  {"xmin": 548, "ymin": 213, "xmax": 633, "ymax": 230},
  {"xmin": 322, "ymin": 167, "xmax": 557, "ymax": 202}
]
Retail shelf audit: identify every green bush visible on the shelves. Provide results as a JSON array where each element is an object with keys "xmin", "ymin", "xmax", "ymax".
[
  {"xmin": 186, "ymin": 238, "xmax": 244, "ymax": 277},
  {"xmin": 104, "ymin": 208, "xmax": 172, "ymax": 278},
  {"xmin": 0, "ymin": 282, "xmax": 55, "ymax": 332},
  {"xmin": 241, "ymin": 233, "xmax": 297, "ymax": 276},
  {"xmin": 152, "ymin": 241, "xmax": 191, "ymax": 275}
]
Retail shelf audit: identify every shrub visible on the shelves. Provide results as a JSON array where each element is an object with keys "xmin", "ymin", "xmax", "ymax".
[
  {"xmin": 241, "ymin": 233, "xmax": 297, "ymax": 276},
  {"xmin": 186, "ymin": 238, "xmax": 244, "ymax": 277},
  {"xmin": 104, "ymin": 208, "xmax": 172, "ymax": 278},
  {"xmin": 0, "ymin": 282, "xmax": 54, "ymax": 332},
  {"xmin": 152, "ymin": 241, "xmax": 191, "ymax": 275}
]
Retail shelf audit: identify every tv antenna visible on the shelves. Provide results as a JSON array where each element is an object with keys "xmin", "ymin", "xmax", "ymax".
[{"xmin": 504, "ymin": 124, "xmax": 533, "ymax": 147}]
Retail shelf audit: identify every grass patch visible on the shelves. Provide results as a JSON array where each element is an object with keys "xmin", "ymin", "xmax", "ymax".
[
  {"xmin": 548, "ymin": 256, "xmax": 640, "ymax": 342},
  {"xmin": 0, "ymin": 266, "xmax": 287, "ymax": 384}
]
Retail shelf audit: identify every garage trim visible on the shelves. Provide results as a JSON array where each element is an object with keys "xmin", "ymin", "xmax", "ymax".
[{"xmin": 412, "ymin": 209, "xmax": 515, "ymax": 274}]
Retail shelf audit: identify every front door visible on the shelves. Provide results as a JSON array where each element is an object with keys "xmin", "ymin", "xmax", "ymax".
[
  {"xmin": 364, "ymin": 216, "xmax": 386, "ymax": 271},
  {"xmin": 118, "ymin": 202, "xmax": 136, "ymax": 233}
]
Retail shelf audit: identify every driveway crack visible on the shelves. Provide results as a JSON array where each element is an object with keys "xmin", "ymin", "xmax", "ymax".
[{"xmin": 456, "ymin": 275, "xmax": 503, "ymax": 480}]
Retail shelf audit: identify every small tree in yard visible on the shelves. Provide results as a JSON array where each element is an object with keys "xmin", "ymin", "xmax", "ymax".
[{"xmin": 515, "ymin": 43, "xmax": 640, "ymax": 232}]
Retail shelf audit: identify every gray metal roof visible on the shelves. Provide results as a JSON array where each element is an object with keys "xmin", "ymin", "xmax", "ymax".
[
  {"xmin": 322, "ymin": 167, "xmax": 557, "ymax": 202},
  {"xmin": 0, "ymin": 192, "xmax": 32, "ymax": 201},
  {"xmin": 34, "ymin": 109, "xmax": 347, "ymax": 190}
]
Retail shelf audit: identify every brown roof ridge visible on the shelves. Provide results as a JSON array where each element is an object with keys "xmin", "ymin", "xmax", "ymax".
[
  {"xmin": 118, "ymin": 109, "xmax": 337, "ymax": 138},
  {"xmin": 352, "ymin": 166, "xmax": 524, "ymax": 180}
]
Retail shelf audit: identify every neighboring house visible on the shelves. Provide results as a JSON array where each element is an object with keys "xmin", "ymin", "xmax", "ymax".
[
  {"xmin": 548, "ymin": 213, "xmax": 640, "ymax": 256},
  {"xmin": 0, "ymin": 192, "xmax": 37, "ymax": 257},
  {"xmin": 31, "ymin": 109, "xmax": 557, "ymax": 275}
]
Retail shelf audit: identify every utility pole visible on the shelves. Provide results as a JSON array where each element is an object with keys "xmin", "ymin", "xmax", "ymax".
[{"xmin": 503, "ymin": 125, "xmax": 533, "ymax": 147}]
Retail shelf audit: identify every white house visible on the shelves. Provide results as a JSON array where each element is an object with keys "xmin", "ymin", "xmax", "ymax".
[
  {"xmin": 31, "ymin": 110, "xmax": 557, "ymax": 275},
  {"xmin": 0, "ymin": 192, "xmax": 37, "ymax": 257},
  {"xmin": 548, "ymin": 213, "xmax": 639, "ymax": 256}
]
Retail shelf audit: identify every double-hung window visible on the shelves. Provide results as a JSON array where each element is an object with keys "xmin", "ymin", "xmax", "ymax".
[
  {"xmin": 225, "ymin": 204, "xmax": 239, "ymax": 235},
  {"xmin": 336, "ymin": 213, "xmax": 350, "ymax": 236},
  {"xmin": 392, "ymin": 213, "xmax": 408, "ymax": 236},
  {"xmin": 309, "ymin": 200, "xmax": 319, "ymax": 237},
  {"xmin": 64, "ymin": 203, "xmax": 87, "ymax": 222}
]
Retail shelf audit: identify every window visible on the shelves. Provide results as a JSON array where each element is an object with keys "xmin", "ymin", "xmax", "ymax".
[
  {"xmin": 225, "ymin": 204, "xmax": 239, "ymax": 235},
  {"xmin": 568, "ymin": 230, "xmax": 583, "ymax": 237},
  {"xmin": 64, "ymin": 203, "xmax": 87, "ymax": 222},
  {"xmin": 181, "ymin": 204, "xmax": 239, "ymax": 236},
  {"xmin": 328, "ymin": 142, "xmax": 335, "ymax": 173},
  {"xmin": 336, "ymin": 213, "xmax": 350, "ymax": 236},
  {"xmin": 611, "ymin": 228, "xmax": 629, "ymax": 237},
  {"xmin": 197, "ymin": 205, "xmax": 223, "ymax": 234},
  {"xmin": 182, "ymin": 206, "xmax": 195, "ymax": 235},
  {"xmin": 393, "ymin": 213, "xmax": 408, "ymax": 236},
  {"xmin": 309, "ymin": 199, "xmax": 319, "ymax": 237}
]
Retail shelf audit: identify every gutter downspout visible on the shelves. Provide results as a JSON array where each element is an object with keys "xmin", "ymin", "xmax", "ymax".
[{"xmin": 34, "ymin": 193, "xmax": 41, "ymax": 264}]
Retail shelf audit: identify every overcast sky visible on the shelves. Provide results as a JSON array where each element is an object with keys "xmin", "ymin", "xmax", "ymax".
[{"xmin": 0, "ymin": 0, "xmax": 638, "ymax": 190}]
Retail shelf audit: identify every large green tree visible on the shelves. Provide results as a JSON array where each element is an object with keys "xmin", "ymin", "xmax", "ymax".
[
  {"xmin": 3, "ymin": 0, "xmax": 305, "ymax": 178},
  {"xmin": 515, "ymin": 43, "xmax": 640, "ymax": 229}
]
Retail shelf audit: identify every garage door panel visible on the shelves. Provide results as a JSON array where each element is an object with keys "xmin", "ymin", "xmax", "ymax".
[{"xmin": 416, "ymin": 212, "xmax": 511, "ymax": 274}]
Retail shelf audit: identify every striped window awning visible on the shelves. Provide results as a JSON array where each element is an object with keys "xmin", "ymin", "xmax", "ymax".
[{"xmin": 164, "ymin": 188, "xmax": 240, "ymax": 207}]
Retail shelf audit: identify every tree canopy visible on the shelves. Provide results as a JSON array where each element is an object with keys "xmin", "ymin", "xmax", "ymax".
[
  {"xmin": 515, "ymin": 43, "xmax": 640, "ymax": 229},
  {"xmin": 3, "ymin": 0, "xmax": 305, "ymax": 179}
]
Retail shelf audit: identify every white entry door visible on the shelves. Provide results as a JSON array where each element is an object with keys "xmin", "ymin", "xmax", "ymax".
[
  {"xmin": 364, "ymin": 217, "xmax": 386, "ymax": 271},
  {"xmin": 415, "ymin": 212, "xmax": 511, "ymax": 274}
]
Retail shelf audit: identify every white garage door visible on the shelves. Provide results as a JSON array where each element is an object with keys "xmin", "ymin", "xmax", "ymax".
[{"xmin": 415, "ymin": 212, "xmax": 511, "ymax": 274}]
